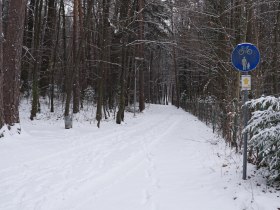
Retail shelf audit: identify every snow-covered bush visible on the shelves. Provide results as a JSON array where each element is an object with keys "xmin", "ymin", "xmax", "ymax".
[{"xmin": 245, "ymin": 96, "xmax": 280, "ymax": 181}]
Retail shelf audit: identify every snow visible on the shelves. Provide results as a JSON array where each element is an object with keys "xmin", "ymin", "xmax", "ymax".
[
  {"xmin": 0, "ymin": 102, "xmax": 279, "ymax": 210},
  {"xmin": 245, "ymin": 96, "xmax": 280, "ymax": 180}
]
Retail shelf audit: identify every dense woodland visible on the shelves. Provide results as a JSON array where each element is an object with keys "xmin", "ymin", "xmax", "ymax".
[{"xmin": 0, "ymin": 0, "xmax": 280, "ymax": 177}]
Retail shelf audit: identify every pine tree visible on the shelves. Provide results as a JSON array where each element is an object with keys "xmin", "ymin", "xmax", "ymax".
[{"xmin": 245, "ymin": 96, "xmax": 280, "ymax": 181}]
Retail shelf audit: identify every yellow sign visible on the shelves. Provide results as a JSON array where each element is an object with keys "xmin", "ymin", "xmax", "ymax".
[{"xmin": 241, "ymin": 75, "xmax": 251, "ymax": 90}]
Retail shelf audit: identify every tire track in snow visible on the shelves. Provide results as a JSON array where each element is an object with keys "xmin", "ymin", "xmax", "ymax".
[
  {"xmin": 0, "ymin": 107, "xmax": 181, "ymax": 210},
  {"xmin": 141, "ymin": 114, "xmax": 185, "ymax": 210},
  {"xmin": 1, "ymin": 120, "xmax": 154, "ymax": 210},
  {"xmin": 59, "ymin": 109, "xmax": 183, "ymax": 210}
]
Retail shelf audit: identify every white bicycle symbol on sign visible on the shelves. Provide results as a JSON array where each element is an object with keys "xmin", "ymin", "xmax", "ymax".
[{"xmin": 238, "ymin": 46, "xmax": 252, "ymax": 55}]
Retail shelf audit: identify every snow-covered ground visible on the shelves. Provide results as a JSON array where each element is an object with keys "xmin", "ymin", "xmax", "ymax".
[{"xmin": 0, "ymin": 102, "xmax": 279, "ymax": 210}]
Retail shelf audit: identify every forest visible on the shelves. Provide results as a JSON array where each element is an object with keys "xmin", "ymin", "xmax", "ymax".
[{"xmin": 0, "ymin": 0, "xmax": 280, "ymax": 180}]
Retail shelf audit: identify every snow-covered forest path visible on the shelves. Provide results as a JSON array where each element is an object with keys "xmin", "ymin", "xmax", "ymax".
[{"xmin": 0, "ymin": 105, "xmax": 279, "ymax": 210}]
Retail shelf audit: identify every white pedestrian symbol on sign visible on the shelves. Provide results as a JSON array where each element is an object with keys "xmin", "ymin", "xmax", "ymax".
[
  {"xmin": 247, "ymin": 62, "xmax": 250, "ymax": 70},
  {"xmin": 242, "ymin": 57, "xmax": 248, "ymax": 70},
  {"xmin": 232, "ymin": 43, "xmax": 260, "ymax": 72}
]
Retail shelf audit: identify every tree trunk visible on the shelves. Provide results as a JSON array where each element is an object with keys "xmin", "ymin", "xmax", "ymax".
[
  {"xmin": 50, "ymin": 0, "xmax": 63, "ymax": 112},
  {"xmin": 116, "ymin": 48, "xmax": 126, "ymax": 124},
  {"xmin": 3, "ymin": 0, "xmax": 27, "ymax": 126},
  {"xmin": 149, "ymin": 51, "xmax": 153, "ymax": 104},
  {"xmin": 172, "ymin": 46, "xmax": 179, "ymax": 108},
  {"xmin": 96, "ymin": 0, "xmax": 111, "ymax": 127},
  {"xmin": 138, "ymin": 0, "xmax": 145, "ymax": 112},
  {"xmin": 40, "ymin": 0, "xmax": 56, "ymax": 97},
  {"xmin": 30, "ymin": 0, "xmax": 43, "ymax": 120},
  {"xmin": 72, "ymin": 0, "xmax": 80, "ymax": 114},
  {"xmin": 271, "ymin": 2, "xmax": 280, "ymax": 95},
  {"xmin": 0, "ymin": 0, "xmax": 4, "ymax": 129},
  {"xmin": 64, "ymin": 0, "xmax": 72, "ymax": 119},
  {"xmin": 21, "ymin": 0, "xmax": 35, "ymax": 94},
  {"xmin": 245, "ymin": 0, "xmax": 253, "ymax": 43},
  {"xmin": 64, "ymin": 0, "xmax": 78, "ymax": 120},
  {"xmin": 116, "ymin": 0, "xmax": 130, "ymax": 124},
  {"xmin": 171, "ymin": 2, "xmax": 179, "ymax": 108}
]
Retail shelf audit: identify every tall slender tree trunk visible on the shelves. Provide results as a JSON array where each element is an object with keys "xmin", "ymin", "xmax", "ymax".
[
  {"xmin": 245, "ymin": 0, "xmax": 253, "ymax": 43},
  {"xmin": 96, "ymin": 0, "xmax": 111, "ymax": 127},
  {"xmin": 3, "ymin": 0, "xmax": 27, "ymax": 126},
  {"xmin": 116, "ymin": 45, "xmax": 127, "ymax": 124},
  {"xmin": 271, "ymin": 2, "xmax": 280, "ymax": 95},
  {"xmin": 65, "ymin": 0, "xmax": 79, "ymax": 118},
  {"xmin": 21, "ymin": 0, "xmax": 35, "ymax": 94},
  {"xmin": 170, "ymin": 2, "xmax": 179, "ymax": 108},
  {"xmin": 172, "ymin": 46, "xmax": 179, "ymax": 108},
  {"xmin": 72, "ymin": 0, "xmax": 80, "ymax": 114},
  {"xmin": 50, "ymin": 0, "xmax": 63, "ymax": 112},
  {"xmin": 40, "ymin": 0, "xmax": 56, "ymax": 97},
  {"xmin": 116, "ymin": 0, "xmax": 130, "ymax": 124},
  {"xmin": 30, "ymin": 0, "xmax": 43, "ymax": 120},
  {"xmin": 148, "ymin": 51, "xmax": 153, "ymax": 104},
  {"xmin": 79, "ymin": 0, "xmax": 87, "ymax": 109},
  {"xmin": 61, "ymin": 0, "xmax": 67, "ymax": 93},
  {"xmin": 0, "ymin": 0, "xmax": 4, "ymax": 129},
  {"xmin": 232, "ymin": 0, "xmax": 243, "ymax": 151},
  {"xmin": 64, "ymin": 0, "xmax": 72, "ymax": 119},
  {"xmin": 84, "ymin": 0, "xmax": 94, "ymax": 90},
  {"xmin": 138, "ymin": 0, "xmax": 145, "ymax": 112}
]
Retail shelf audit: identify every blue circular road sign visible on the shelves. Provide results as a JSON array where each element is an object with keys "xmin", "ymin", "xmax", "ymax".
[{"xmin": 231, "ymin": 43, "xmax": 260, "ymax": 72}]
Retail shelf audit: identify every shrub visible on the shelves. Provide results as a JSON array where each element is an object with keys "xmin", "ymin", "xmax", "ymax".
[{"xmin": 245, "ymin": 96, "xmax": 280, "ymax": 181}]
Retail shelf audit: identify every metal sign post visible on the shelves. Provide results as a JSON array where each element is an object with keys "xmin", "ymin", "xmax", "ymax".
[
  {"xmin": 242, "ymin": 73, "xmax": 249, "ymax": 180},
  {"xmin": 231, "ymin": 43, "xmax": 260, "ymax": 180}
]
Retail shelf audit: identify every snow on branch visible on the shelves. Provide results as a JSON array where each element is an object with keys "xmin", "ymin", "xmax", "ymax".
[{"xmin": 244, "ymin": 96, "xmax": 280, "ymax": 182}]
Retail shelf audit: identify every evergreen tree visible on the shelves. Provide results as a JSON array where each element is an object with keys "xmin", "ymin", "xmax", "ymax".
[{"xmin": 245, "ymin": 96, "xmax": 280, "ymax": 181}]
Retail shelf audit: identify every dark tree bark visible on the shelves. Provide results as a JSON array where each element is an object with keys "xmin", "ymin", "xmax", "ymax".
[
  {"xmin": 21, "ymin": 0, "xmax": 35, "ymax": 93},
  {"xmin": 148, "ymin": 51, "xmax": 153, "ymax": 103},
  {"xmin": 138, "ymin": 0, "xmax": 145, "ymax": 112},
  {"xmin": 170, "ymin": 1, "xmax": 179, "ymax": 108},
  {"xmin": 271, "ymin": 2, "xmax": 280, "ymax": 95},
  {"xmin": 116, "ymin": 0, "xmax": 129, "ymax": 124},
  {"xmin": 79, "ymin": 0, "xmax": 88, "ymax": 110},
  {"xmin": 72, "ymin": 0, "xmax": 80, "ymax": 114},
  {"xmin": 172, "ymin": 46, "xmax": 179, "ymax": 108},
  {"xmin": 3, "ymin": 0, "xmax": 27, "ymax": 126},
  {"xmin": 0, "ymin": 0, "xmax": 4, "ymax": 129},
  {"xmin": 26, "ymin": 0, "xmax": 35, "ymax": 50},
  {"xmin": 64, "ymin": 0, "xmax": 78, "ymax": 120},
  {"xmin": 96, "ymin": 0, "xmax": 111, "ymax": 127},
  {"xmin": 116, "ymin": 47, "xmax": 126, "ymax": 124},
  {"xmin": 50, "ymin": 0, "xmax": 63, "ymax": 112},
  {"xmin": 30, "ymin": 0, "xmax": 43, "ymax": 120},
  {"xmin": 64, "ymin": 0, "xmax": 72, "ymax": 119},
  {"xmin": 40, "ymin": 0, "xmax": 56, "ymax": 97}
]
